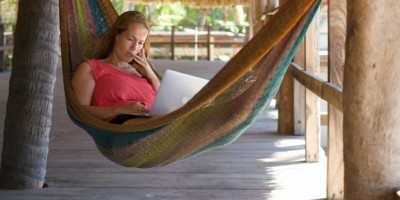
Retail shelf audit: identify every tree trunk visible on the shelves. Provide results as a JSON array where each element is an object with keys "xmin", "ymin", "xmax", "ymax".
[
  {"xmin": 0, "ymin": 0, "xmax": 59, "ymax": 189},
  {"xmin": 343, "ymin": 0, "xmax": 400, "ymax": 199}
]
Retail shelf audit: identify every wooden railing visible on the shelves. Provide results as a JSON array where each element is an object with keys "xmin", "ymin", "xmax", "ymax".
[
  {"xmin": 150, "ymin": 25, "xmax": 249, "ymax": 61},
  {"xmin": 287, "ymin": 60, "xmax": 344, "ymax": 197},
  {"xmin": 0, "ymin": 24, "xmax": 247, "ymax": 71},
  {"xmin": 288, "ymin": 62, "xmax": 342, "ymax": 112},
  {"xmin": 276, "ymin": 0, "xmax": 345, "ymax": 199}
]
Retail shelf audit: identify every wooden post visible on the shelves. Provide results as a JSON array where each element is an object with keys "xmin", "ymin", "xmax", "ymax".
[
  {"xmin": 209, "ymin": 36, "xmax": 214, "ymax": 61},
  {"xmin": 343, "ymin": 1, "xmax": 400, "ymax": 199},
  {"xmin": 280, "ymin": 1, "xmax": 320, "ymax": 162},
  {"xmin": 327, "ymin": 0, "xmax": 346, "ymax": 199},
  {"xmin": 170, "ymin": 25, "xmax": 175, "ymax": 60},
  {"xmin": 207, "ymin": 25, "xmax": 211, "ymax": 61},
  {"xmin": 290, "ymin": 22, "xmax": 308, "ymax": 138},
  {"xmin": 293, "ymin": 41, "xmax": 306, "ymax": 136},
  {"xmin": 277, "ymin": 0, "xmax": 295, "ymax": 135},
  {"xmin": 303, "ymin": 8, "xmax": 320, "ymax": 162}
]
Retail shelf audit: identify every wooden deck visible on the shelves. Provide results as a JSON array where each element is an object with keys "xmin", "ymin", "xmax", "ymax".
[{"xmin": 0, "ymin": 60, "xmax": 327, "ymax": 200}]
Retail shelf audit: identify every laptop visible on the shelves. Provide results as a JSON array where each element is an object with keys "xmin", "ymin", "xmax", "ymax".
[{"xmin": 148, "ymin": 69, "xmax": 209, "ymax": 116}]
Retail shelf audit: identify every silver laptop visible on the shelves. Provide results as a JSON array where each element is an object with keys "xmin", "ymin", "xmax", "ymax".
[{"xmin": 149, "ymin": 69, "xmax": 209, "ymax": 116}]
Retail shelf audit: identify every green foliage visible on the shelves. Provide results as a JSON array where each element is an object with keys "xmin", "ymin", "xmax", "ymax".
[
  {"xmin": 126, "ymin": 3, "xmax": 248, "ymax": 34},
  {"xmin": 110, "ymin": 0, "xmax": 125, "ymax": 14},
  {"xmin": 1, "ymin": 1, "xmax": 249, "ymax": 34},
  {"xmin": 177, "ymin": 7, "xmax": 202, "ymax": 26},
  {"xmin": 0, "ymin": 0, "xmax": 17, "ymax": 24}
]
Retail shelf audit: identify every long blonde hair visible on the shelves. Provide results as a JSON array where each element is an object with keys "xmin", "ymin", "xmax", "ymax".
[
  {"xmin": 95, "ymin": 11, "xmax": 160, "ymax": 79},
  {"xmin": 95, "ymin": 11, "xmax": 150, "ymax": 59}
]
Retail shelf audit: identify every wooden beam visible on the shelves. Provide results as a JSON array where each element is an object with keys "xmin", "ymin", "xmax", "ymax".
[
  {"xmin": 289, "ymin": 63, "xmax": 343, "ymax": 112},
  {"xmin": 327, "ymin": 0, "xmax": 346, "ymax": 199}
]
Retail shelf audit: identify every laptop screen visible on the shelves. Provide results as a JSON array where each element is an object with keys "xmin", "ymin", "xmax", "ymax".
[{"xmin": 149, "ymin": 69, "xmax": 209, "ymax": 116}]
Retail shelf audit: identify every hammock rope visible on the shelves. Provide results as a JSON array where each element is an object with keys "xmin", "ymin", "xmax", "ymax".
[{"xmin": 59, "ymin": 0, "xmax": 321, "ymax": 168}]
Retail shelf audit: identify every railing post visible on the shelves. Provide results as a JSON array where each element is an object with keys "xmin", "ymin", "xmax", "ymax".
[
  {"xmin": 293, "ymin": 41, "xmax": 306, "ymax": 136},
  {"xmin": 303, "ymin": 6, "xmax": 320, "ymax": 163},
  {"xmin": 277, "ymin": 0, "xmax": 295, "ymax": 135},
  {"xmin": 171, "ymin": 25, "xmax": 176, "ymax": 60},
  {"xmin": 207, "ymin": 25, "xmax": 211, "ymax": 61},
  {"xmin": 327, "ymin": 0, "xmax": 346, "ymax": 199},
  {"xmin": 278, "ymin": 0, "xmax": 321, "ymax": 150}
]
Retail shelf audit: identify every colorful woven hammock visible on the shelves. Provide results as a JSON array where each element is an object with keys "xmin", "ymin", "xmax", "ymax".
[{"xmin": 59, "ymin": 0, "xmax": 321, "ymax": 168}]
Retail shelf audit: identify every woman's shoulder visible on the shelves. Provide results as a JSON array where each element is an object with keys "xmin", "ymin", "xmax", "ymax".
[
  {"xmin": 84, "ymin": 59, "xmax": 102, "ymax": 66},
  {"xmin": 80, "ymin": 59, "xmax": 108, "ymax": 70}
]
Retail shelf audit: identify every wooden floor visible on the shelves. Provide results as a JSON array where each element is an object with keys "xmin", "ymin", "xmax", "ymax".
[{"xmin": 0, "ymin": 60, "xmax": 327, "ymax": 200}]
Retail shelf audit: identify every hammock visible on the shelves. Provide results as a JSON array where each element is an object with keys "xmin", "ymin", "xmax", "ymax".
[{"xmin": 59, "ymin": 0, "xmax": 321, "ymax": 168}]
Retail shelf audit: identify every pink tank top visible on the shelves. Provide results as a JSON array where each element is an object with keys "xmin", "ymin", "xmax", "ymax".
[{"xmin": 85, "ymin": 59, "xmax": 156, "ymax": 110}]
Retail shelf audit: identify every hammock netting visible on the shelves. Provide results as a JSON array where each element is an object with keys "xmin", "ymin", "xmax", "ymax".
[{"xmin": 60, "ymin": 0, "xmax": 321, "ymax": 168}]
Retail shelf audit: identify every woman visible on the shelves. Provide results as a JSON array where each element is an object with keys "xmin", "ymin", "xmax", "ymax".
[{"xmin": 72, "ymin": 11, "xmax": 160, "ymax": 124}]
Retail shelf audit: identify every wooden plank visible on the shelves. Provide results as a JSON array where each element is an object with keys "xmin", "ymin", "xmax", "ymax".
[
  {"xmin": 289, "ymin": 63, "xmax": 343, "ymax": 112},
  {"xmin": 44, "ymin": 173, "xmax": 271, "ymax": 189},
  {"xmin": 45, "ymin": 161, "xmax": 282, "ymax": 174},
  {"xmin": 327, "ymin": 0, "xmax": 346, "ymax": 199},
  {"xmin": 0, "ymin": 60, "xmax": 327, "ymax": 199},
  {"xmin": 0, "ymin": 188, "xmax": 277, "ymax": 200},
  {"xmin": 46, "ymin": 149, "xmax": 307, "ymax": 164}
]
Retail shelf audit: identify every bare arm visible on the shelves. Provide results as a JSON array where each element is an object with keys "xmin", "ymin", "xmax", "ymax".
[
  {"xmin": 72, "ymin": 62, "xmax": 148, "ymax": 120},
  {"xmin": 72, "ymin": 62, "xmax": 95, "ymax": 106}
]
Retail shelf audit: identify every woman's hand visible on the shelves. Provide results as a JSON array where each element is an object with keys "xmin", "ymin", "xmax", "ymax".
[
  {"xmin": 130, "ymin": 48, "xmax": 160, "ymax": 90},
  {"xmin": 82, "ymin": 101, "xmax": 149, "ymax": 120},
  {"xmin": 119, "ymin": 101, "xmax": 149, "ymax": 114},
  {"xmin": 131, "ymin": 48, "xmax": 154, "ymax": 78}
]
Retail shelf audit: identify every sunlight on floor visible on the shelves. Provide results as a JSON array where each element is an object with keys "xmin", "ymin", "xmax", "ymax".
[
  {"xmin": 274, "ymin": 138, "xmax": 305, "ymax": 148},
  {"xmin": 262, "ymin": 159, "xmax": 327, "ymax": 199}
]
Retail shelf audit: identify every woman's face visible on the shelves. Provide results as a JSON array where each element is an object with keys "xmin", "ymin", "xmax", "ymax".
[{"xmin": 114, "ymin": 22, "xmax": 149, "ymax": 62}]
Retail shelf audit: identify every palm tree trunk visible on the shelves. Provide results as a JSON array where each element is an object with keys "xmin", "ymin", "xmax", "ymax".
[
  {"xmin": 344, "ymin": 0, "xmax": 400, "ymax": 198},
  {"xmin": 0, "ymin": 0, "xmax": 59, "ymax": 189}
]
